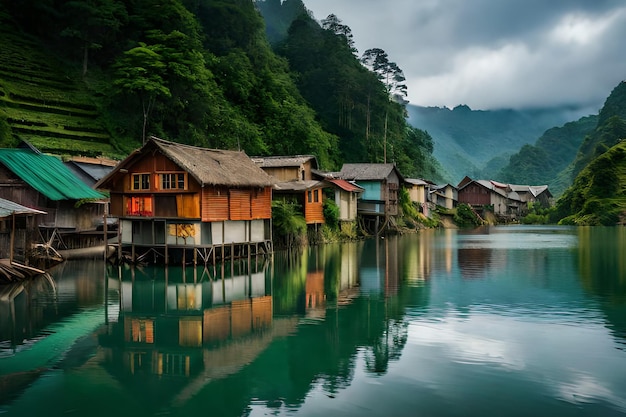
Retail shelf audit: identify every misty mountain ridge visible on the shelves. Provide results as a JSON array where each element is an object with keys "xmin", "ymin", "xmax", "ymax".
[{"xmin": 407, "ymin": 103, "xmax": 598, "ymax": 184}]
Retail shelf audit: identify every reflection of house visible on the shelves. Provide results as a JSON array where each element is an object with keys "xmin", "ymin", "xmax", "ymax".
[
  {"xmin": 252, "ymin": 155, "xmax": 328, "ymax": 225},
  {"xmin": 95, "ymin": 137, "xmax": 274, "ymax": 264},
  {"xmin": 0, "ymin": 147, "xmax": 106, "ymax": 249},
  {"xmin": 114, "ymin": 262, "xmax": 273, "ymax": 379},
  {"xmin": 457, "ymin": 177, "xmax": 551, "ymax": 219},
  {"xmin": 338, "ymin": 163, "xmax": 403, "ymax": 217}
]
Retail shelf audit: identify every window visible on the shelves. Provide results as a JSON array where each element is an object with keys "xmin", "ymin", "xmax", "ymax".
[
  {"xmin": 127, "ymin": 196, "xmax": 153, "ymax": 216},
  {"xmin": 313, "ymin": 189, "xmax": 319, "ymax": 203},
  {"xmin": 132, "ymin": 173, "xmax": 150, "ymax": 190},
  {"xmin": 307, "ymin": 190, "xmax": 312, "ymax": 203},
  {"xmin": 159, "ymin": 173, "xmax": 186, "ymax": 190}
]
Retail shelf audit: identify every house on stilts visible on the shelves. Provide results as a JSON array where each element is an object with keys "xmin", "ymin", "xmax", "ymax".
[{"xmin": 94, "ymin": 137, "xmax": 275, "ymax": 265}]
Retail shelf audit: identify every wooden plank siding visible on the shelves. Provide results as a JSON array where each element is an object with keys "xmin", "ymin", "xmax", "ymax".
[
  {"xmin": 251, "ymin": 187, "xmax": 271, "ymax": 219},
  {"xmin": 202, "ymin": 186, "xmax": 272, "ymax": 222},
  {"xmin": 305, "ymin": 187, "xmax": 325, "ymax": 224},
  {"xmin": 229, "ymin": 189, "xmax": 252, "ymax": 220},
  {"xmin": 202, "ymin": 187, "xmax": 229, "ymax": 221},
  {"xmin": 458, "ymin": 183, "xmax": 491, "ymax": 206}
]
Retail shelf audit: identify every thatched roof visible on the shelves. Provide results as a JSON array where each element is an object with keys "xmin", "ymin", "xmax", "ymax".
[
  {"xmin": 339, "ymin": 163, "xmax": 403, "ymax": 181},
  {"xmin": 251, "ymin": 155, "xmax": 318, "ymax": 169},
  {"xmin": 97, "ymin": 137, "xmax": 274, "ymax": 189}
]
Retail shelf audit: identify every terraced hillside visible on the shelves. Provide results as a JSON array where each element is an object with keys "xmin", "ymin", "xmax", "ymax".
[{"xmin": 0, "ymin": 11, "xmax": 117, "ymax": 158}]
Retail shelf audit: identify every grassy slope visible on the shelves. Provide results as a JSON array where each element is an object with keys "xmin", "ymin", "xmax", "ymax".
[{"xmin": 0, "ymin": 9, "xmax": 118, "ymax": 158}]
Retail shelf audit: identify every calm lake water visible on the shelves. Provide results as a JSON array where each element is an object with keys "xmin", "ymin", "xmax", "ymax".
[{"xmin": 1, "ymin": 225, "xmax": 625, "ymax": 417}]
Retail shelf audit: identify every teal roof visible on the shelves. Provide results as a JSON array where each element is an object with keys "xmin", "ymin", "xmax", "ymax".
[{"xmin": 0, "ymin": 149, "xmax": 105, "ymax": 201}]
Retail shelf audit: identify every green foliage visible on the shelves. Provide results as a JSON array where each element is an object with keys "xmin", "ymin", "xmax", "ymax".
[
  {"xmin": 553, "ymin": 140, "xmax": 626, "ymax": 225},
  {"xmin": 453, "ymin": 203, "xmax": 482, "ymax": 227},
  {"xmin": 520, "ymin": 202, "xmax": 550, "ymax": 224},
  {"xmin": 0, "ymin": 0, "xmax": 444, "ymax": 181},
  {"xmin": 322, "ymin": 198, "xmax": 339, "ymax": 229},
  {"xmin": 271, "ymin": 200, "xmax": 307, "ymax": 246},
  {"xmin": 0, "ymin": 112, "xmax": 16, "ymax": 147},
  {"xmin": 398, "ymin": 187, "xmax": 419, "ymax": 220}
]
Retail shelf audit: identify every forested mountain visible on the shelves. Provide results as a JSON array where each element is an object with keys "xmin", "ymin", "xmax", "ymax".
[
  {"xmin": 406, "ymin": 104, "xmax": 590, "ymax": 184},
  {"xmin": 497, "ymin": 115, "xmax": 598, "ymax": 196},
  {"xmin": 552, "ymin": 81, "xmax": 626, "ymax": 225},
  {"xmin": 0, "ymin": 0, "xmax": 444, "ymax": 181}
]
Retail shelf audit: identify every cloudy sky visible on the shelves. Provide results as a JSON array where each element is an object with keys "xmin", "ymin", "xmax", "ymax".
[{"xmin": 304, "ymin": 0, "xmax": 626, "ymax": 112}]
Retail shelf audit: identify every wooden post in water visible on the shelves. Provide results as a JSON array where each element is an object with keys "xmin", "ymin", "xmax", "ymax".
[{"xmin": 10, "ymin": 213, "xmax": 15, "ymax": 263}]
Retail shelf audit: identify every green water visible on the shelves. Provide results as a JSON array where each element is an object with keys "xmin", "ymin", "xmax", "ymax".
[{"xmin": 1, "ymin": 225, "xmax": 625, "ymax": 417}]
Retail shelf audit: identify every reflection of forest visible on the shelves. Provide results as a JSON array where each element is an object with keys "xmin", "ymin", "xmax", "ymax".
[{"xmin": 577, "ymin": 227, "xmax": 626, "ymax": 347}]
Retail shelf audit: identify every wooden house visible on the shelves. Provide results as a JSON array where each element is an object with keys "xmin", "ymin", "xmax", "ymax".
[
  {"xmin": 64, "ymin": 156, "xmax": 118, "ymax": 187},
  {"xmin": 430, "ymin": 183, "xmax": 458, "ymax": 210},
  {"xmin": 457, "ymin": 177, "xmax": 511, "ymax": 217},
  {"xmin": 0, "ymin": 147, "xmax": 107, "ymax": 250},
  {"xmin": 337, "ymin": 163, "xmax": 404, "ymax": 234},
  {"xmin": 508, "ymin": 184, "xmax": 553, "ymax": 209},
  {"xmin": 0, "ymin": 198, "xmax": 47, "ymax": 281},
  {"xmin": 338, "ymin": 163, "xmax": 403, "ymax": 217},
  {"xmin": 458, "ymin": 177, "xmax": 552, "ymax": 219},
  {"xmin": 404, "ymin": 178, "xmax": 434, "ymax": 216},
  {"xmin": 252, "ymin": 155, "xmax": 328, "ymax": 225},
  {"xmin": 325, "ymin": 178, "xmax": 363, "ymax": 222},
  {"xmin": 94, "ymin": 137, "xmax": 274, "ymax": 265},
  {"xmin": 251, "ymin": 155, "xmax": 318, "ymax": 181}
]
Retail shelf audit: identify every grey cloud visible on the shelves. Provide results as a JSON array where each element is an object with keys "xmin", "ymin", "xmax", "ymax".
[{"xmin": 305, "ymin": 0, "xmax": 626, "ymax": 110}]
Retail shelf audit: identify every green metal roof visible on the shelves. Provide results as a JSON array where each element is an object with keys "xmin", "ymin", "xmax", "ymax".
[{"xmin": 0, "ymin": 149, "xmax": 105, "ymax": 201}]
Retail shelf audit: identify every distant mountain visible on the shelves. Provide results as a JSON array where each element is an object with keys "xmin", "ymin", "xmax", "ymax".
[{"xmin": 407, "ymin": 104, "xmax": 594, "ymax": 184}]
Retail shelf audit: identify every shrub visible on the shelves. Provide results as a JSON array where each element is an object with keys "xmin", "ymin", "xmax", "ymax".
[
  {"xmin": 323, "ymin": 198, "xmax": 339, "ymax": 229},
  {"xmin": 453, "ymin": 203, "xmax": 482, "ymax": 227},
  {"xmin": 271, "ymin": 200, "xmax": 306, "ymax": 247}
]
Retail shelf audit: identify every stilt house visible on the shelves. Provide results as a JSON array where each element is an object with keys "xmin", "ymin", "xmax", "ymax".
[
  {"xmin": 252, "ymin": 155, "xmax": 327, "ymax": 225},
  {"xmin": 95, "ymin": 137, "xmax": 274, "ymax": 264}
]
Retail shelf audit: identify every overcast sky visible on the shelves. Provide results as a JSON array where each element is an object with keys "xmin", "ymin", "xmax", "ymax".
[{"xmin": 304, "ymin": 0, "xmax": 626, "ymax": 112}]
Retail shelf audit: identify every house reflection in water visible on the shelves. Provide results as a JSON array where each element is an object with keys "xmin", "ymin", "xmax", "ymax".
[{"xmin": 108, "ymin": 259, "xmax": 275, "ymax": 379}]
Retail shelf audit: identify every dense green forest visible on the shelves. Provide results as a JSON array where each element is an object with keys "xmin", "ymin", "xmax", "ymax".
[{"xmin": 0, "ymin": 0, "xmax": 443, "ymax": 180}]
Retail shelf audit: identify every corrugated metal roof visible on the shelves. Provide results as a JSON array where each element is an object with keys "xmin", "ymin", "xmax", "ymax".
[
  {"xmin": 327, "ymin": 178, "xmax": 363, "ymax": 193},
  {"xmin": 0, "ymin": 149, "xmax": 106, "ymax": 201},
  {"xmin": 0, "ymin": 197, "xmax": 46, "ymax": 218},
  {"xmin": 65, "ymin": 161, "xmax": 116, "ymax": 183}
]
